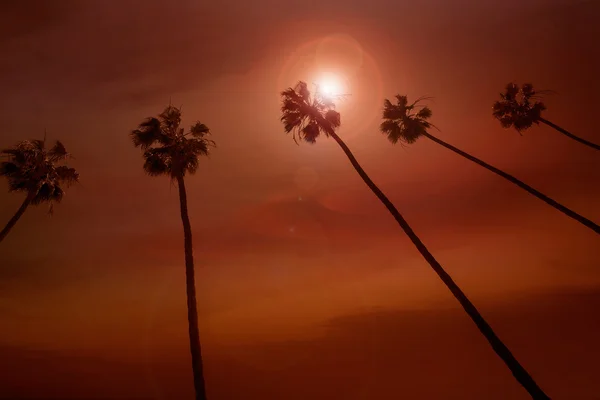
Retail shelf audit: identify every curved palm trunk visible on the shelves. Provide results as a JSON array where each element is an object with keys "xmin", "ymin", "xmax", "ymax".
[
  {"xmin": 539, "ymin": 117, "xmax": 600, "ymax": 151},
  {"xmin": 0, "ymin": 192, "xmax": 35, "ymax": 244},
  {"xmin": 327, "ymin": 130, "xmax": 550, "ymax": 399},
  {"xmin": 176, "ymin": 175, "xmax": 207, "ymax": 400},
  {"xmin": 422, "ymin": 132, "xmax": 599, "ymax": 235}
]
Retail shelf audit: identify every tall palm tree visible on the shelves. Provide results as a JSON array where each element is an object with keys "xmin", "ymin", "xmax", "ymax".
[
  {"xmin": 380, "ymin": 94, "xmax": 599, "ymax": 235},
  {"xmin": 130, "ymin": 105, "xmax": 215, "ymax": 400},
  {"xmin": 280, "ymin": 81, "xmax": 550, "ymax": 399},
  {"xmin": 0, "ymin": 138, "xmax": 79, "ymax": 243},
  {"xmin": 493, "ymin": 82, "xmax": 600, "ymax": 151}
]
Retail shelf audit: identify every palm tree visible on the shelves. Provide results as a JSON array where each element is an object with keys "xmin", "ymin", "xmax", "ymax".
[
  {"xmin": 0, "ymin": 138, "xmax": 79, "ymax": 243},
  {"xmin": 380, "ymin": 94, "xmax": 599, "ymax": 235},
  {"xmin": 493, "ymin": 83, "xmax": 600, "ymax": 151},
  {"xmin": 130, "ymin": 105, "xmax": 215, "ymax": 400},
  {"xmin": 280, "ymin": 81, "xmax": 550, "ymax": 399}
]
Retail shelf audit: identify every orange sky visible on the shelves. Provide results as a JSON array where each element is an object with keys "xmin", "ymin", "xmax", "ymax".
[{"xmin": 1, "ymin": 0, "xmax": 599, "ymax": 398}]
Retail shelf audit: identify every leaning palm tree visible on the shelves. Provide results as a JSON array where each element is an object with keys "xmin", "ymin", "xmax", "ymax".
[
  {"xmin": 0, "ymin": 138, "xmax": 79, "ymax": 243},
  {"xmin": 130, "ymin": 105, "xmax": 214, "ymax": 400},
  {"xmin": 381, "ymin": 94, "xmax": 599, "ymax": 235},
  {"xmin": 281, "ymin": 81, "xmax": 550, "ymax": 399},
  {"xmin": 493, "ymin": 82, "xmax": 600, "ymax": 151}
]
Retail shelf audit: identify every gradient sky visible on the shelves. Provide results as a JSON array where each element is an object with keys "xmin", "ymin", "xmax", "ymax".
[{"xmin": 1, "ymin": 0, "xmax": 599, "ymax": 399}]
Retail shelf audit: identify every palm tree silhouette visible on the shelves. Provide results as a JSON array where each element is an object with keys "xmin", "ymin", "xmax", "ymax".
[
  {"xmin": 381, "ymin": 94, "xmax": 599, "ymax": 235},
  {"xmin": 280, "ymin": 82, "xmax": 550, "ymax": 399},
  {"xmin": 493, "ymin": 83, "xmax": 600, "ymax": 151},
  {"xmin": 131, "ymin": 105, "xmax": 215, "ymax": 400},
  {"xmin": 0, "ymin": 138, "xmax": 79, "ymax": 243}
]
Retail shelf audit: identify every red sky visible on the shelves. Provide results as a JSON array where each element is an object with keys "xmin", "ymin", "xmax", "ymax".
[{"xmin": 0, "ymin": 0, "xmax": 599, "ymax": 398}]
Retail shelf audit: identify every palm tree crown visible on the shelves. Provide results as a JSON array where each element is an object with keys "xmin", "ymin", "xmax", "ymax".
[
  {"xmin": 0, "ymin": 139, "xmax": 79, "ymax": 212},
  {"xmin": 492, "ymin": 83, "xmax": 547, "ymax": 133},
  {"xmin": 280, "ymin": 81, "xmax": 341, "ymax": 143},
  {"xmin": 380, "ymin": 95, "xmax": 434, "ymax": 144},
  {"xmin": 130, "ymin": 105, "xmax": 215, "ymax": 178}
]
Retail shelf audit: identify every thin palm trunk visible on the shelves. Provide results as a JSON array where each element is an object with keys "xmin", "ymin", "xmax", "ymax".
[
  {"xmin": 421, "ymin": 132, "xmax": 599, "ymax": 234},
  {"xmin": 327, "ymin": 130, "xmax": 550, "ymax": 399},
  {"xmin": 538, "ymin": 117, "xmax": 600, "ymax": 151},
  {"xmin": 176, "ymin": 175, "xmax": 207, "ymax": 400},
  {"xmin": 0, "ymin": 191, "xmax": 35, "ymax": 243}
]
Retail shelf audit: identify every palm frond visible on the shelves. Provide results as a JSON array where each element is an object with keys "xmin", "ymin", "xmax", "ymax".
[
  {"xmin": 410, "ymin": 95, "xmax": 435, "ymax": 110},
  {"xmin": 318, "ymin": 95, "xmax": 337, "ymax": 110},
  {"xmin": 1, "ymin": 148, "xmax": 20, "ymax": 156},
  {"xmin": 131, "ymin": 118, "xmax": 167, "ymax": 149},
  {"xmin": 55, "ymin": 166, "xmax": 79, "ymax": 187},
  {"xmin": 382, "ymin": 100, "xmax": 405, "ymax": 120},
  {"xmin": 181, "ymin": 150, "xmax": 200, "ymax": 175},
  {"xmin": 324, "ymin": 110, "xmax": 341, "ymax": 130},
  {"xmin": 32, "ymin": 183, "xmax": 63, "ymax": 205},
  {"xmin": 0, "ymin": 161, "xmax": 19, "ymax": 177},
  {"xmin": 380, "ymin": 94, "xmax": 432, "ymax": 145},
  {"xmin": 190, "ymin": 122, "xmax": 210, "ymax": 138},
  {"xmin": 48, "ymin": 140, "xmax": 69, "ymax": 162},
  {"xmin": 395, "ymin": 95, "xmax": 409, "ymax": 108},
  {"xmin": 416, "ymin": 106, "xmax": 432, "ymax": 120},
  {"xmin": 7, "ymin": 179, "xmax": 28, "ymax": 192},
  {"xmin": 295, "ymin": 81, "xmax": 311, "ymax": 103},
  {"xmin": 521, "ymin": 83, "xmax": 535, "ymax": 98},
  {"xmin": 380, "ymin": 120, "xmax": 403, "ymax": 144},
  {"xmin": 401, "ymin": 121, "xmax": 426, "ymax": 144},
  {"xmin": 187, "ymin": 138, "xmax": 212, "ymax": 157},
  {"xmin": 29, "ymin": 139, "xmax": 45, "ymax": 152},
  {"xmin": 301, "ymin": 123, "xmax": 320, "ymax": 143},
  {"xmin": 159, "ymin": 105, "xmax": 182, "ymax": 135},
  {"xmin": 503, "ymin": 82, "xmax": 519, "ymax": 100},
  {"xmin": 142, "ymin": 149, "xmax": 170, "ymax": 177}
]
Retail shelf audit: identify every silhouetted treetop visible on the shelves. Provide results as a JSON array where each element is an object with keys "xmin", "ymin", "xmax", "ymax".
[
  {"xmin": 0, "ymin": 138, "xmax": 79, "ymax": 213},
  {"xmin": 280, "ymin": 81, "xmax": 341, "ymax": 144},
  {"xmin": 380, "ymin": 95, "xmax": 434, "ymax": 144},
  {"xmin": 492, "ymin": 83, "xmax": 547, "ymax": 133},
  {"xmin": 130, "ymin": 105, "xmax": 215, "ymax": 178}
]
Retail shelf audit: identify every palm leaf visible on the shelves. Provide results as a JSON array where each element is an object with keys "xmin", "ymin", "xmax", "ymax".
[
  {"xmin": 0, "ymin": 161, "xmax": 19, "ymax": 177},
  {"xmin": 142, "ymin": 149, "xmax": 170, "ymax": 176},
  {"xmin": 55, "ymin": 166, "xmax": 79, "ymax": 187},
  {"xmin": 48, "ymin": 140, "xmax": 69, "ymax": 162},
  {"xmin": 417, "ymin": 106, "xmax": 432, "ymax": 120},
  {"xmin": 131, "ymin": 118, "xmax": 171, "ymax": 149},
  {"xmin": 190, "ymin": 122, "xmax": 210, "ymax": 138}
]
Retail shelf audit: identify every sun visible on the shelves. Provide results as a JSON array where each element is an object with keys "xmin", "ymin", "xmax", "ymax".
[{"xmin": 316, "ymin": 73, "xmax": 344, "ymax": 98}]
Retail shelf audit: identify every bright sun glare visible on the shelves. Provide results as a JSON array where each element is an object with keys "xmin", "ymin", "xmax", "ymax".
[{"xmin": 317, "ymin": 74, "xmax": 344, "ymax": 98}]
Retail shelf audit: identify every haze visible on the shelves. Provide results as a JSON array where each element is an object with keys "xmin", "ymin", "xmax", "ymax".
[{"xmin": 1, "ymin": 0, "xmax": 599, "ymax": 399}]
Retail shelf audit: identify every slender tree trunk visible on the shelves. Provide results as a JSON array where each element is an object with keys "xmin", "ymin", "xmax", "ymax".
[
  {"xmin": 327, "ymin": 130, "xmax": 550, "ymax": 399},
  {"xmin": 538, "ymin": 117, "xmax": 600, "ymax": 151},
  {"xmin": 176, "ymin": 175, "xmax": 207, "ymax": 400},
  {"xmin": 0, "ymin": 192, "xmax": 35, "ymax": 244},
  {"xmin": 421, "ymin": 132, "xmax": 599, "ymax": 235}
]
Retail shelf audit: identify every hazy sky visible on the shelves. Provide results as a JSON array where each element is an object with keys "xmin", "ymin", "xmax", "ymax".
[{"xmin": 1, "ymin": 0, "xmax": 599, "ymax": 398}]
